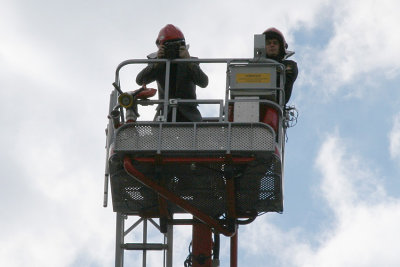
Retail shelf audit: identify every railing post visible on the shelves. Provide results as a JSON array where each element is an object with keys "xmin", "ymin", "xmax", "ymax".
[
  {"xmin": 230, "ymin": 230, "xmax": 238, "ymax": 267},
  {"xmin": 115, "ymin": 212, "xmax": 125, "ymax": 267}
]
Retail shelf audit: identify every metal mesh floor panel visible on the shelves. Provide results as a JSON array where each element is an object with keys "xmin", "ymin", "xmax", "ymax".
[{"xmin": 110, "ymin": 154, "xmax": 283, "ymax": 216}]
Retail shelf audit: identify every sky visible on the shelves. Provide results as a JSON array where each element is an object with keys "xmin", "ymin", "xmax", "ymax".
[{"xmin": 1, "ymin": 0, "xmax": 400, "ymax": 266}]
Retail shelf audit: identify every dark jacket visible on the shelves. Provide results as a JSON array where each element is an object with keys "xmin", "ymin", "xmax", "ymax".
[
  {"xmin": 280, "ymin": 59, "xmax": 298, "ymax": 104},
  {"xmin": 136, "ymin": 57, "xmax": 208, "ymax": 122}
]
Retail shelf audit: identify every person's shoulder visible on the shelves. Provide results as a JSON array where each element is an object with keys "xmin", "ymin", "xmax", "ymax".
[
  {"xmin": 282, "ymin": 59, "xmax": 297, "ymax": 65},
  {"xmin": 282, "ymin": 59, "xmax": 298, "ymax": 70}
]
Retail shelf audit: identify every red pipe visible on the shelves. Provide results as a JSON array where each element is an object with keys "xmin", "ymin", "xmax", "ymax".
[
  {"xmin": 230, "ymin": 231, "xmax": 238, "ymax": 267},
  {"xmin": 192, "ymin": 223, "xmax": 212, "ymax": 267},
  {"xmin": 123, "ymin": 157, "xmax": 235, "ymax": 237}
]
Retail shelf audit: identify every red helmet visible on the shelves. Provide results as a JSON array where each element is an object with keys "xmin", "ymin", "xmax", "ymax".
[
  {"xmin": 156, "ymin": 24, "xmax": 185, "ymax": 45},
  {"xmin": 263, "ymin": 27, "xmax": 288, "ymax": 59}
]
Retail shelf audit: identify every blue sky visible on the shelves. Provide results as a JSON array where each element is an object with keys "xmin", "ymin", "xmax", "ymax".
[{"xmin": 1, "ymin": 0, "xmax": 400, "ymax": 266}]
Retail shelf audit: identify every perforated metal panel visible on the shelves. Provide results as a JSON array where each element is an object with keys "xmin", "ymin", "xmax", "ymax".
[
  {"xmin": 196, "ymin": 125, "xmax": 228, "ymax": 150},
  {"xmin": 114, "ymin": 122, "xmax": 275, "ymax": 153},
  {"xmin": 110, "ymin": 154, "xmax": 283, "ymax": 216},
  {"xmin": 116, "ymin": 125, "xmax": 159, "ymax": 151},
  {"xmin": 161, "ymin": 125, "xmax": 195, "ymax": 150},
  {"xmin": 236, "ymin": 155, "xmax": 282, "ymax": 213},
  {"xmin": 110, "ymin": 169, "xmax": 159, "ymax": 214}
]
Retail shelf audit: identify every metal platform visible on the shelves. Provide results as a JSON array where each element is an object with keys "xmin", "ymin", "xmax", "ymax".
[
  {"xmin": 109, "ymin": 122, "xmax": 283, "ymax": 217},
  {"xmin": 105, "ymin": 56, "xmax": 290, "ymax": 266}
]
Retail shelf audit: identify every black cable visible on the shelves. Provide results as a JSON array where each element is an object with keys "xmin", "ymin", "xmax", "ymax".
[{"xmin": 184, "ymin": 242, "xmax": 193, "ymax": 267}]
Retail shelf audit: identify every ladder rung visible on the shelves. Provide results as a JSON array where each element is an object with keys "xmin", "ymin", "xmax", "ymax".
[{"xmin": 122, "ymin": 243, "xmax": 168, "ymax": 250}]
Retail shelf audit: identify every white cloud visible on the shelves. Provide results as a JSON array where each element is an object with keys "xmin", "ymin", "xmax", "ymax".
[
  {"xmin": 0, "ymin": 117, "xmax": 116, "ymax": 266},
  {"xmin": 2, "ymin": 0, "xmax": 400, "ymax": 266},
  {"xmin": 240, "ymin": 133, "xmax": 400, "ymax": 267},
  {"xmin": 389, "ymin": 113, "xmax": 400, "ymax": 160},
  {"xmin": 314, "ymin": 0, "xmax": 400, "ymax": 95}
]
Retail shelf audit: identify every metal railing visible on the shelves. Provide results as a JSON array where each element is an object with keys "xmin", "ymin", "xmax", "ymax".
[{"xmin": 113, "ymin": 58, "xmax": 286, "ymax": 123}]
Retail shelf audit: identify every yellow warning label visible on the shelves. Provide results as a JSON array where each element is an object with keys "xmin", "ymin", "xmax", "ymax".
[{"xmin": 236, "ymin": 73, "xmax": 270, "ymax": 83}]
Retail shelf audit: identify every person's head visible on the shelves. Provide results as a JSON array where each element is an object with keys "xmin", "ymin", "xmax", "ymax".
[
  {"xmin": 156, "ymin": 24, "xmax": 185, "ymax": 46},
  {"xmin": 155, "ymin": 24, "xmax": 186, "ymax": 59},
  {"xmin": 263, "ymin": 27, "xmax": 288, "ymax": 60}
]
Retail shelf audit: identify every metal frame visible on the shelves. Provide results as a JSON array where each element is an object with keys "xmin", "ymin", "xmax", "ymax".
[
  {"xmin": 105, "ymin": 57, "xmax": 288, "ymax": 267},
  {"xmin": 115, "ymin": 213, "xmax": 173, "ymax": 267}
]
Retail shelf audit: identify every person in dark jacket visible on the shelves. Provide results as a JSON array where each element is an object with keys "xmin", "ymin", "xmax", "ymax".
[
  {"xmin": 263, "ymin": 27, "xmax": 298, "ymax": 104},
  {"xmin": 136, "ymin": 24, "xmax": 208, "ymax": 122}
]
